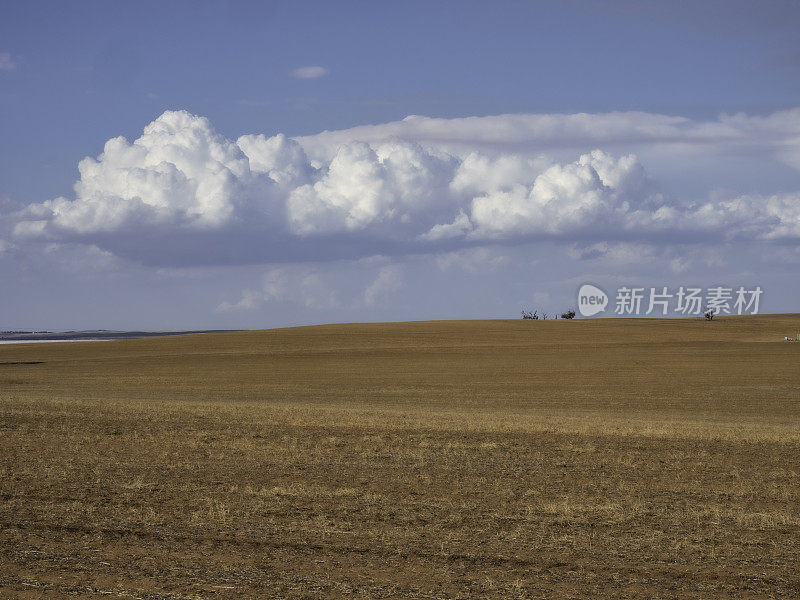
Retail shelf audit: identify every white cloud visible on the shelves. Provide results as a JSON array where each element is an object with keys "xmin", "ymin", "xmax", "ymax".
[
  {"xmin": 291, "ymin": 66, "xmax": 329, "ymax": 79},
  {"xmin": 295, "ymin": 108, "xmax": 800, "ymax": 165},
  {"xmin": 8, "ymin": 108, "xmax": 800, "ymax": 268},
  {"xmin": 568, "ymin": 241, "xmax": 660, "ymax": 265},
  {"xmin": 0, "ymin": 53, "xmax": 16, "ymax": 71},
  {"xmin": 287, "ymin": 140, "xmax": 455, "ymax": 236},
  {"xmin": 450, "ymin": 153, "xmax": 551, "ymax": 196},
  {"xmin": 364, "ymin": 265, "xmax": 403, "ymax": 306},
  {"xmin": 237, "ymin": 133, "xmax": 314, "ymax": 188},
  {"xmin": 217, "ymin": 267, "xmax": 289, "ymax": 311},
  {"xmin": 296, "ymin": 111, "xmax": 696, "ymax": 160},
  {"xmin": 420, "ymin": 209, "xmax": 472, "ymax": 241},
  {"xmin": 468, "ymin": 151, "xmax": 636, "ymax": 238},
  {"xmin": 217, "ymin": 261, "xmax": 387, "ymax": 312},
  {"xmin": 15, "ymin": 111, "xmax": 269, "ymax": 236}
]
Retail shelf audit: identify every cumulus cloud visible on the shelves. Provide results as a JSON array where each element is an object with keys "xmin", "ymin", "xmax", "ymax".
[
  {"xmin": 15, "ymin": 111, "xmax": 272, "ymax": 237},
  {"xmin": 8, "ymin": 108, "xmax": 800, "ymax": 267},
  {"xmin": 291, "ymin": 66, "xmax": 329, "ymax": 79},
  {"xmin": 449, "ymin": 153, "xmax": 552, "ymax": 196},
  {"xmin": 287, "ymin": 141, "xmax": 456, "ymax": 236},
  {"xmin": 466, "ymin": 151, "xmax": 654, "ymax": 238},
  {"xmin": 0, "ymin": 52, "xmax": 16, "ymax": 70},
  {"xmin": 237, "ymin": 133, "xmax": 314, "ymax": 188}
]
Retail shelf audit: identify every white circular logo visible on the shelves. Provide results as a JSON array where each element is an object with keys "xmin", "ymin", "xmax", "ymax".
[{"xmin": 577, "ymin": 284, "xmax": 608, "ymax": 317}]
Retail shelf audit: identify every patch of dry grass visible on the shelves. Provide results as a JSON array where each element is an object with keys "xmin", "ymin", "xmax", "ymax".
[{"xmin": 1, "ymin": 316, "xmax": 799, "ymax": 598}]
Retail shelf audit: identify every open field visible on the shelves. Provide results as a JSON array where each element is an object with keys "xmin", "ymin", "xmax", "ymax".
[{"xmin": 1, "ymin": 315, "xmax": 799, "ymax": 599}]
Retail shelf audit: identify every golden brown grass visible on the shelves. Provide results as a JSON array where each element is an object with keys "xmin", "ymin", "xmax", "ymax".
[{"xmin": 1, "ymin": 315, "xmax": 799, "ymax": 598}]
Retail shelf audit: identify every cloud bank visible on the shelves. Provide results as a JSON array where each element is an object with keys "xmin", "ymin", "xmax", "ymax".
[{"xmin": 7, "ymin": 109, "xmax": 800, "ymax": 266}]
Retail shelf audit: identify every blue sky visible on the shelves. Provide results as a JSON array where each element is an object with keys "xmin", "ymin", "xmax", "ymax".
[
  {"xmin": 3, "ymin": 0, "xmax": 799, "ymax": 204},
  {"xmin": 1, "ymin": 1, "xmax": 800, "ymax": 329}
]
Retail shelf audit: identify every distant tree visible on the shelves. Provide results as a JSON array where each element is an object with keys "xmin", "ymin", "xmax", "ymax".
[
  {"xmin": 561, "ymin": 309, "xmax": 576, "ymax": 319},
  {"xmin": 521, "ymin": 309, "xmax": 539, "ymax": 320},
  {"xmin": 704, "ymin": 306, "xmax": 715, "ymax": 321}
]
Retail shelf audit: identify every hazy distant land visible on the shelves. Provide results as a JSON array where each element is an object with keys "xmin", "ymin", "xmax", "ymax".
[{"xmin": 0, "ymin": 329, "xmax": 238, "ymax": 343}]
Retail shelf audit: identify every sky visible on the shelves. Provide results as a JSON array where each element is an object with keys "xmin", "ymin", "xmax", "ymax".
[{"xmin": 1, "ymin": 0, "xmax": 800, "ymax": 330}]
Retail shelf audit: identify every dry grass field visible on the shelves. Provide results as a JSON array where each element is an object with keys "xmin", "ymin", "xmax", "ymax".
[{"xmin": 1, "ymin": 315, "xmax": 799, "ymax": 599}]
